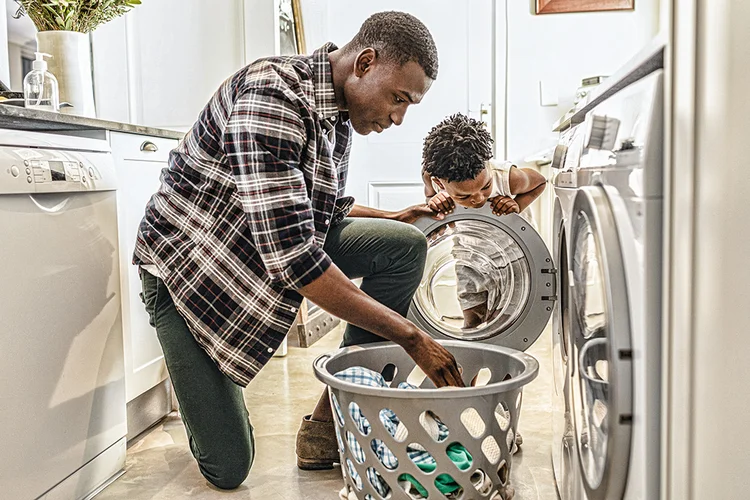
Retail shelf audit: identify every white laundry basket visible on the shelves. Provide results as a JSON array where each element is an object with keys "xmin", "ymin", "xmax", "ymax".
[{"xmin": 314, "ymin": 340, "xmax": 539, "ymax": 500}]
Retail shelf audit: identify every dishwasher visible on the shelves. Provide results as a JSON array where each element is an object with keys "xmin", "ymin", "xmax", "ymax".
[{"xmin": 0, "ymin": 130, "xmax": 126, "ymax": 499}]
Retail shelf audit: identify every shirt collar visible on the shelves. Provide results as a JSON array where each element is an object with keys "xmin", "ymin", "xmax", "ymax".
[{"xmin": 312, "ymin": 43, "xmax": 345, "ymax": 123}]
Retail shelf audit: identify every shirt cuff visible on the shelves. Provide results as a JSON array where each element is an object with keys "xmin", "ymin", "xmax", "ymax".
[
  {"xmin": 276, "ymin": 244, "xmax": 332, "ymax": 290},
  {"xmin": 331, "ymin": 196, "xmax": 355, "ymax": 226}
]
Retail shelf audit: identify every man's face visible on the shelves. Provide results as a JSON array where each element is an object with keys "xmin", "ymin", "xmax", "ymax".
[
  {"xmin": 435, "ymin": 167, "xmax": 493, "ymax": 208},
  {"xmin": 344, "ymin": 50, "xmax": 433, "ymax": 135}
]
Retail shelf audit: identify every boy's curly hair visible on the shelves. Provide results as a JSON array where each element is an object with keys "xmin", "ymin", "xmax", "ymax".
[{"xmin": 422, "ymin": 113, "xmax": 493, "ymax": 182}]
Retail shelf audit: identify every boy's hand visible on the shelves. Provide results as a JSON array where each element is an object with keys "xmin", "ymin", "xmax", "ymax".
[
  {"xmin": 428, "ymin": 192, "xmax": 455, "ymax": 216},
  {"xmin": 490, "ymin": 196, "xmax": 520, "ymax": 216}
]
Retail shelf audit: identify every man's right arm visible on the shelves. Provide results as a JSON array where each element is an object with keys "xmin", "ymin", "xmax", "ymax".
[
  {"xmin": 225, "ymin": 91, "xmax": 463, "ymax": 387},
  {"xmin": 298, "ymin": 264, "xmax": 463, "ymax": 388}
]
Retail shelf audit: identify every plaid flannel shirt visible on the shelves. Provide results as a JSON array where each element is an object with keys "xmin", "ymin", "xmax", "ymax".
[{"xmin": 133, "ymin": 43, "xmax": 353, "ymax": 386}]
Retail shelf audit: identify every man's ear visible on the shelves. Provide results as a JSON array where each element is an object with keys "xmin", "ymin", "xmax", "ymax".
[
  {"xmin": 354, "ymin": 48, "xmax": 376, "ymax": 77},
  {"xmin": 432, "ymin": 177, "xmax": 445, "ymax": 190}
]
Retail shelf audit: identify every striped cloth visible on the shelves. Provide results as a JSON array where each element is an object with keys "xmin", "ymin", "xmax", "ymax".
[{"xmin": 333, "ymin": 367, "xmax": 462, "ymax": 498}]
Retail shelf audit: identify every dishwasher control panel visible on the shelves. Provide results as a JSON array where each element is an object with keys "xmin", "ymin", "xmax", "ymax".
[{"xmin": 0, "ymin": 146, "xmax": 115, "ymax": 195}]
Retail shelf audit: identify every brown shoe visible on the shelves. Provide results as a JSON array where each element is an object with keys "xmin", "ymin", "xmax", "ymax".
[{"xmin": 296, "ymin": 415, "xmax": 340, "ymax": 470}]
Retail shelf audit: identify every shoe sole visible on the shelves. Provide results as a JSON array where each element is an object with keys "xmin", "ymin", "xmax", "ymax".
[{"xmin": 297, "ymin": 457, "xmax": 338, "ymax": 471}]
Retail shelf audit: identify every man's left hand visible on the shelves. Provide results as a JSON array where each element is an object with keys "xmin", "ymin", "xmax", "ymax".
[
  {"xmin": 489, "ymin": 196, "xmax": 520, "ymax": 216},
  {"xmin": 395, "ymin": 204, "xmax": 443, "ymax": 224}
]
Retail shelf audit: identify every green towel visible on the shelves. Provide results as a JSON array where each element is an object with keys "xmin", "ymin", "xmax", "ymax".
[{"xmin": 398, "ymin": 443, "xmax": 473, "ymax": 496}]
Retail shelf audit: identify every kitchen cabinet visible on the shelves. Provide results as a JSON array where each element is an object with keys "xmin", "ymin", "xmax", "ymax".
[
  {"xmin": 92, "ymin": 0, "xmax": 246, "ymax": 129},
  {"xmin": 111, "ymin": 131, "xmax": 177, "ymax": 437}
]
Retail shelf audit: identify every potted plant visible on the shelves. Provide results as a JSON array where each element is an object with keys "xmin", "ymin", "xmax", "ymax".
[{"xmin": 13, "ymin": 0, "xmax": 141, "ymax": 117}]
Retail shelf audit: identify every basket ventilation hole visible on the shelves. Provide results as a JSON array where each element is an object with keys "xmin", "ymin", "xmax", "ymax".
[
  {"xmin": 419, "ymin": 410, "xmax": 449, "ymax": 443},
  {"xmin": 407, "ymin": 364, "xmax": 428, "ymax": 387},
  {"xmin": 349, "ymin": 401, "xmax": 372, "ymax": 436},
  {"xmin": 498, "ymin": 460, "xmax": 509, "ymax": 486},
  {"xmin": 495, "ymin": 402, "xmax": 511, "ymax": 432},
  {"xmin": 367, "ymin": 467, "xmax": 391, "ymax": 499},
  {"xmin": 381, "ymin": 363, "xmax": 398, "ymax": 384},
  {"xmin": 398, "ymin": 474, "xmax": 429, "ymax": 498},
  {"xmin": 460, "ymin": 407, "xmax": 486, "ymax": 438},
  {"xmin": 471, "ymin": 367, "xmax": 493, "ymax": 387},
  {"xmin": 346, "ymin": 458, "xmax": 363, "ymax": 490},
  {"xmin": 330, "ymin": 392, "xmax": 344, "ymax": 428},
  {"xmin": 347, "ymin": 431, "xmax": 365, "ymax": 464},
  {"xmin": 471, "ymin": 468, "xmax": 494, "ymax": 496},
  {"xmin": 481, "ymin": 436, "xmax": 501, "ymax": 464},
  {"xmin": 371, "ymin": 439, "xmax": 399, "ymax": 470},
  {"xmin": 435, "ymin": 473, "xmax": 462, "ymax": 499},
  {"xmin": 379, "ymin": 408, "xmax": 408, "ymax": 443},
  {"xmin": 407, "ymin": 442, "xmax": 436, "ymax": 471}
]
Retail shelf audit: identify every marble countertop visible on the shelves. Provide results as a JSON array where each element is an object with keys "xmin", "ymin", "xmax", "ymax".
[{"xmin": 0, "ymin": 104, "xmax": 184, "ymax": 140}]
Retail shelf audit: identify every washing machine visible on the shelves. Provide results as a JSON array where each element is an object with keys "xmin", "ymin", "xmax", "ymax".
[
  {"xmin": 550, "ymin": 122, "xmax": 586, "ymax": 500},
  {"xmin": 569, "ymin": 68, "xmax": 663, "ymax": 500},
  {"xmin": 408, "ymin": 203, "xmax": 555, "ymax": 352}
]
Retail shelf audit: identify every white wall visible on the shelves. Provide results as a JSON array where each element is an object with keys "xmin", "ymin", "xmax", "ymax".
[
  {"xmin": 0, "ymin": 3, "xmax": 9, "ymax": 85},
  {"xmin": 504, "ymin": 1, "xmax": 660, "ymax": 160}
]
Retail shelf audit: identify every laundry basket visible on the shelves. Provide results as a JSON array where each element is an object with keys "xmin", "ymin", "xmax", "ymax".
[{"xmin": 314, "ymin": 340, "xmax": 539, "ymax": 500}]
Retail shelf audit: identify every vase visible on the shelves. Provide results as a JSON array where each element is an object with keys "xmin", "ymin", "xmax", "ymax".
[{"xmin": 36, "ymin": 31, "xmax": 96, "ymax": 117}]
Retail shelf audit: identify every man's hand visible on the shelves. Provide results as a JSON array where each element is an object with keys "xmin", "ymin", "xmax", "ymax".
[
  {"xmin": 395, "ymin": 204, "xmax": 444, "ymax": 224},
  {"xmin": 489, "ymin": 196, "xmax": 520, "ymax": 216},
  {"xmin": 404, "ymin": 331, "xmax": 465, "ymax": 388},
  {"xmin": 428, "ymin": 192, "xmax": 455, "ymax": 216}
]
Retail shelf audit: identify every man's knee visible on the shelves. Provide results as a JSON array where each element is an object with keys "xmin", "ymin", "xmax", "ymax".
[
  {"xmin": 389, "ymin": 222, "xmax": 428, "ymax": 267},
  {"xmin": 201, "ymin": 442, "xmax": 253, "ymax": 490}
]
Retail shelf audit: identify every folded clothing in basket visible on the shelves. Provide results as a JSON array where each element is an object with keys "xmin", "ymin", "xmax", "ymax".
[{"xmin": 333, "ymin": 366, "xmax": 482, "ymax": 499}]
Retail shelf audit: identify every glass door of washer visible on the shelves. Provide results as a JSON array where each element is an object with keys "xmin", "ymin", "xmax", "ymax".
[{"xmin": 570, "ymin": 186, "xmax": 633, "ymax": 500}]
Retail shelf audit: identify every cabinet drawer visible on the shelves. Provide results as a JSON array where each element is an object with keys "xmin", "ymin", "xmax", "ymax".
[{"xmin": 110, "ymin": 132, "xmax": 179, "ymax": 163}]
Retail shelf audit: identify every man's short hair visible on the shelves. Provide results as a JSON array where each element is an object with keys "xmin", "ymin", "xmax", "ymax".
[
  {"xmin": 347, "ymin": 11, "xmax": 438, "ymax": 80},
  {"xmin": 422, "ymin": 113, "xmax": 494, "ymax": 182}
]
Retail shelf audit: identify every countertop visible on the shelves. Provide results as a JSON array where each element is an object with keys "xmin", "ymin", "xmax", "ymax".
[{"xmin": 0, "ymin": 104, "xmax": 184, "ymax": 140}]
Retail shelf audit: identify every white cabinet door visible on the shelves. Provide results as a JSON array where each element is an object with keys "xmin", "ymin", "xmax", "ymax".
[
  {"xmin": 111, "ymin": 132, "xmax": 178, "ymax": 402},
  {"xmin": 92, "ymin": 1, "xmax": 246, "ymax": 129}
]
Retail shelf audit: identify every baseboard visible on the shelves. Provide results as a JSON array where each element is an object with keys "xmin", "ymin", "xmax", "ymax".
[{"xmin": 126, "ymin": 378, "xmax": 172, "ymax": 442}]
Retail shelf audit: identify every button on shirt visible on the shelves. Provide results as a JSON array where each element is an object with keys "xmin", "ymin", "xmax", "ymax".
[{"xmin": 133, "ymin": 43, "xmax": 353, "ymax": 386}]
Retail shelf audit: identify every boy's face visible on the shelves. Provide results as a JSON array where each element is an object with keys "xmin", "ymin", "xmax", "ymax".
[{"xmin": 434, "ymin": 167, "xmax": 493, "ymax": 208}]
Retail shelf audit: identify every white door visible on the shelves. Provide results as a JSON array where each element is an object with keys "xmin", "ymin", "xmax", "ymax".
[
  {"xmin": 111, "ymin": 133, "xmax": 178, "ymax": 403},
  {"xmin": 320, "ymin": 0, "xmax": 497, "ymax": 210}
]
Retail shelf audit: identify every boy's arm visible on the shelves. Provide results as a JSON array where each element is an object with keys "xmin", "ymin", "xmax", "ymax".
[{"xmin": 508, "ymin": 166, "xmax": 547, "ymax": 212}]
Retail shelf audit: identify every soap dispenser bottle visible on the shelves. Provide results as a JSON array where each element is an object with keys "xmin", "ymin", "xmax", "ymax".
[{"xmin": 23, "ymin": 52, "xmax": 59, "ymax": 112}]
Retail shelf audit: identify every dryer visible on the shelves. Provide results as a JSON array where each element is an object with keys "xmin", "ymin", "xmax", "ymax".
[
  {"xmin": 550, "ymin": 122, "xmax": 586, "ymax": 500},
  {"xmin": 569, "ymin": 68, "xmax": 664, "ymax": 500}
]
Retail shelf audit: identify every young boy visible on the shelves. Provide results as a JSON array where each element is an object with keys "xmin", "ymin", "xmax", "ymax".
[{"xmin": 421, "ymin": 113, "xmax": 547, "ymax": 329}]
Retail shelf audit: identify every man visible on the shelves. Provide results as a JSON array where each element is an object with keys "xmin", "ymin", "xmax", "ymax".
[{"xmin": 133, "ymin": 11, "xmax": 464, "ymax": 490}]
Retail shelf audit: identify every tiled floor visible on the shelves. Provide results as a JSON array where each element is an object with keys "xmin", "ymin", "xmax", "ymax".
[{"xmin": 97, "ymin": 326, "xmax": 557, "ymax": 500}]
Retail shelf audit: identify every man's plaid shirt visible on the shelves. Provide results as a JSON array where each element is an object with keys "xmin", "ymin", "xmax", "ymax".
[{"xmin": 133, "ymin": 43, "xmax": 353, "ymax": 386}]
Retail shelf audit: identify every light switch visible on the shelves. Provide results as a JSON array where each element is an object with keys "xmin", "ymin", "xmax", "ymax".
[{"xmin": 539, "ymin": 80, "xmax": 558, "ymax": 107}]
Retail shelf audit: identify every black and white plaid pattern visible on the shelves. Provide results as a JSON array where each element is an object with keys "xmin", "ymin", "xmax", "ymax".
[{"xmin": 133, "ymin": 44, "xmax": 353, "ymax": 386}]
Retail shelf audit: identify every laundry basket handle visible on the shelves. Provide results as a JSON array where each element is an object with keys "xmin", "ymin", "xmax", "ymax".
[{"xmin": 314, "ymin": 353, "xmax": 332, "ymax": 372}]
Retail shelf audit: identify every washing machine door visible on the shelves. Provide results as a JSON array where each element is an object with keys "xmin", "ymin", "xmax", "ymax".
[
  {"xmin": 407, "ymin": 204, "xmax": 555, "ymax": 351},
  {"xmin": 569, "ymin": 186, "xmax": 633, "ymax": 500}
]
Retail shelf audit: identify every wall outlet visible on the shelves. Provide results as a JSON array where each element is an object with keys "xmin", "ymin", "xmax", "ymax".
[{"xmin": 539, "ymin": 80, "xmax": 558, "ymax": 106}]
